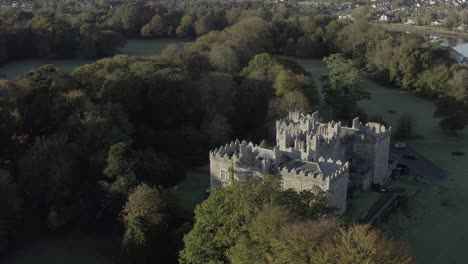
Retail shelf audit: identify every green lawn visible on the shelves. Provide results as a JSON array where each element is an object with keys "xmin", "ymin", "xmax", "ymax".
[
  {"xmin": 176, "ymin": 165, "xmax": 211, "ymax": 218},
  {"xmin": 346, "ymin": 191, "xmax": 382, "ymax": 223}
]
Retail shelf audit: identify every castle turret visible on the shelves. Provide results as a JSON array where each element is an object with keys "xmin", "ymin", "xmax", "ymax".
[{"xmin": 352, "ymin": 117, "xmax": 360, "ymax": 129}]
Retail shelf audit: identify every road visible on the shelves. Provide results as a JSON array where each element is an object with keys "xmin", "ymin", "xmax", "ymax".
[{"xmin": 390, "ymin": 144, "xmax": 448, "ymax": 181}]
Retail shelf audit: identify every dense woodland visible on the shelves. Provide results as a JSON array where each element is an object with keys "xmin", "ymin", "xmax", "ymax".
[{"xmin": 0, "ymin": 1, "xmax": 467, "ymax": 263}]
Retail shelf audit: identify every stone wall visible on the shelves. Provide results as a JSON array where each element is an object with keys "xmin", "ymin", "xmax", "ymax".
[{"xmin": 328, "ymin": 172, "xmax": 349, "ymax": 213}]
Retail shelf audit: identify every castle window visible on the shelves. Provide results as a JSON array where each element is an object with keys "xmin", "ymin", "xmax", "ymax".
[
  {"xmin": 244, "ymin": 171, "xmax": 254, "ymax": 180},
  {"xmin": 354, "ymin": 145, "xmax": 361, "ymax": 153},
  {"xmin": 220, "ymin": 169, "xmax": 228, "ymax": 182}
]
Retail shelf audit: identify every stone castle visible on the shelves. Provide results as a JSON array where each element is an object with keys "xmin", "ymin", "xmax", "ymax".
[{"xmin": 209, "ymin": 112, "xmax": 392, "ymax": 213}]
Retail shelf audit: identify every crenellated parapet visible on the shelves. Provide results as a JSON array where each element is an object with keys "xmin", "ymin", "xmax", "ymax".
[
  {"xmin": 364, "ymin": 122, "xmax": 392, "ymax": 140},
  {"xmin": 210, "ymin": 139, "xmax": 241, "ymax": 160},
  {"xmin": 210, "ymin": 140, "xmax": 280, "ymax": 169},
  {"xmin": 279, "ymin": 166, "xmax": 323, "ymax": 179},
  {"xmin": 317, "ymin": 157, "xmax": 350, "ymax": 181}
]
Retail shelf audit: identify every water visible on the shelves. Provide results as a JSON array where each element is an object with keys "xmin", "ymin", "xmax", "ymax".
[
  {"xmin": 0, "ymin": 38, "xmax": 189, "ymax": 80},
  {"xmin": 296, "ymin": 58, "xmax": 468, "ymax": 264}
]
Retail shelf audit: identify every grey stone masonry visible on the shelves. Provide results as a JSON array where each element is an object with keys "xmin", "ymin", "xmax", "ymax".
[{"xmin": 210, "ymin": 112, "xmax": 392, "ymax": 213}]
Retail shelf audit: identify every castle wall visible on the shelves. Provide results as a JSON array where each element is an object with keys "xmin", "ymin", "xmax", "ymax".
[
  {"xmin": 372, "ymin": 135, "xmax": 391, "ymax": 185},
  {"xmin": 328, "ymin": 172, "xmax": 349, "ymax": 213},
  {"xmin": 210, "ymin": 155, "xmax": 232, "ymax": 188},
  {"xmin": 279, "ymin": 160, "xmax": 349, "ymax": 213},
  {"xmin": 210, "ymin": 155, "xmax": 270, "ymax": 188},
  {"xmin": 280, "ymin": 169, "xmax": 330, "ymax": 191}
]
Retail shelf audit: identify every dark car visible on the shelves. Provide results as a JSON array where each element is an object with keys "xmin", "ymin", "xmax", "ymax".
[
  {"xmin": 396, "ymin": 163, "xmax": 410, "ymax": 175},
  {"xmin": 403, "ymin": 154, "xmax": 416, "ymax": 160}
]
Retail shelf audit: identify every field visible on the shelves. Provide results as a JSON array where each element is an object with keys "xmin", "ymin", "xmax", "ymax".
[{"xmin": 176, "ymin": 165, "xmax": 211, "ymax": 218}]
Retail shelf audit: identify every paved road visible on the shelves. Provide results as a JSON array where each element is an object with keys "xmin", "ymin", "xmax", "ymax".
[{"xmin": 390, "ymin": 144, "xmax": 448, "ymax": 181}]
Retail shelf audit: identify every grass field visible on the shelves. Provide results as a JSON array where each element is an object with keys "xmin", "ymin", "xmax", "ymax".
[
  {"xmin": 346, "ymin": 191, "xmax": 382, "ymax": 223},
  {"xmin": 176, "ymin": 165, "xmax": 211, "ymax": 218}
]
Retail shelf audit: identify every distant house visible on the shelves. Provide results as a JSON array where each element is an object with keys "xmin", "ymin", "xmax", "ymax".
[
  {"xmin": 431, "ymin": 19, "xmax": 443, "ymax": 26},
  {"xmin": 338, "ymin": 14, "xmax": 353, "ymax": 20},
  {"xmin": 380, "ymin": 14, "xmax": 389, "ymax": 21}
]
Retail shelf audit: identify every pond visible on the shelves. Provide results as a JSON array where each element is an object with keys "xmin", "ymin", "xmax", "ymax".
[
  {"xmin": 296, "ymin": 58, "xmax": 468, "ymax": 264},
  {"xmin": 0, "ymin": 38, "xmax": 189, "ymax": 80}
]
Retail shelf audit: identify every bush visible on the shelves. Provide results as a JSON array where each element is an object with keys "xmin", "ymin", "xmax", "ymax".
[{"xmin": 393, "ymin": 113, "xmax": 414, "ymax": 140}]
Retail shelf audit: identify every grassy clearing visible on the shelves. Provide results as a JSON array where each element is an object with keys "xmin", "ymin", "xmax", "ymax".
[
  {"xmin": 346, "ymin": 191, "xmax": 382, "ymax": 223},
  {"xmin": 176, "ymin": 165, "xmax": 210, "ymax": 218}
]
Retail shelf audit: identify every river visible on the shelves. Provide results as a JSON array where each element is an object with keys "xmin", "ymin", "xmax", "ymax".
[{"xmin": 3, "ymin": 38, "xmax": 468, "ymax": 264}]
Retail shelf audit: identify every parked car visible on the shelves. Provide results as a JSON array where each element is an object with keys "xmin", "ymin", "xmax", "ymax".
[
  {"xmin": 394, "ymin": 142, "xmax": 406, "ymax": 149},
  {"xmin": 396, "ymin": 163, "xmax": 410, "ymax": 175},
  {"xmin": 403, "ymin": 154, "xmax": 416, "ymax": 160}
]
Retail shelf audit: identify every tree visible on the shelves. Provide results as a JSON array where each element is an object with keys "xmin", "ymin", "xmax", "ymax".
[
  {"xmin": 141, "ymin": 15, "xmax": 166, "ymax": 38},
  {"xmin": 102, "ymin": 142, "xmax": 137, "ymax": 196},
  {"xmin": 199, "ymin": 72, "xmax": 237, "ymax": 120},
  {"xmin": 95, "ymin": 31, "xmax": 126, "ymax": 57},
  {"xmin": 322, "ymin": 54, "xmax": 368, "ymax": 120},
  {"xmin": 194, "ymin": 16, "xmax": 213, "ymax": 37},
  {"xmin": 273, "ymin": 70, "xmax": 315, "ymax": 98},
  {"xmin": 315, "ymin": 225, "xmax": 414, "ymax": 264},
  {"xmin": 176, "ymin": 15, "xmax": 195, "ymax": 38},
  {"xmin": 393, "ymin": 113, "xmax": 414, "ymax": 139},
  {"xmin": 0, "ymin": 80, "xmax": 16, "ymax": 152},
  {"xmin": 448, "ymin": 68, "xmax": 468, "ymax": 102},
  {"xmin": 100, "ymin": 142, "xmax": 138, "ymax": 217},
  {"xmin": 228, "ymin": 205, "xmax": 339, "ymax": 264},
  {"xmin": 241, "ymin": 53, "xmax": 284, "ymax": 81},
  {"xmin": 179, "ymin": 176, "xmax": 331, "ymax": 264},
  {"xmin": 0, "ymin": 169, "xmax": 21, "ymax": 255},
  {"xmin": 270, "ymin": 91, "xmax": 312, "ymax": 118},
  {"xmin": 0, "ymin": 38, "xmax": 7, "ymax": 64},
  {"xmin": 122, "ymin": 183, "xmax": 176, "ymax": 263},
  {"xmin": 18, "ymin": 135, "xmax": 80, "ymax": 231},
  {"xmin": 103, "ymin": 3, "xmax": 154, "ymax": 36},
  {"xmin": 209, "ymin": 44, "xmax": 240, "ymax": 74},
  {"xmin": 434, "ymin": 96, "xmax": 468, "ymax": 133},
  {"xmin": 204, "ymin": 114, "xmax": 232, "ymax": 148}
]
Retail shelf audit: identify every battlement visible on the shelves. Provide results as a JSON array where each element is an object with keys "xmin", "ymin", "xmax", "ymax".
[
  {"xmin": 210, "ymin": 140, "xmax": 280, "ymax": 165},
  {"xmin": 210, "ymin": 140, "xmax": 241, "ymax": 159},
  {"xmin": 364, "ymin": 122, "xmax": 392, "ymax": 138},
  {"xmin": 276, "ymin": 111, "xmax": 320, "ymax": 130}
]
